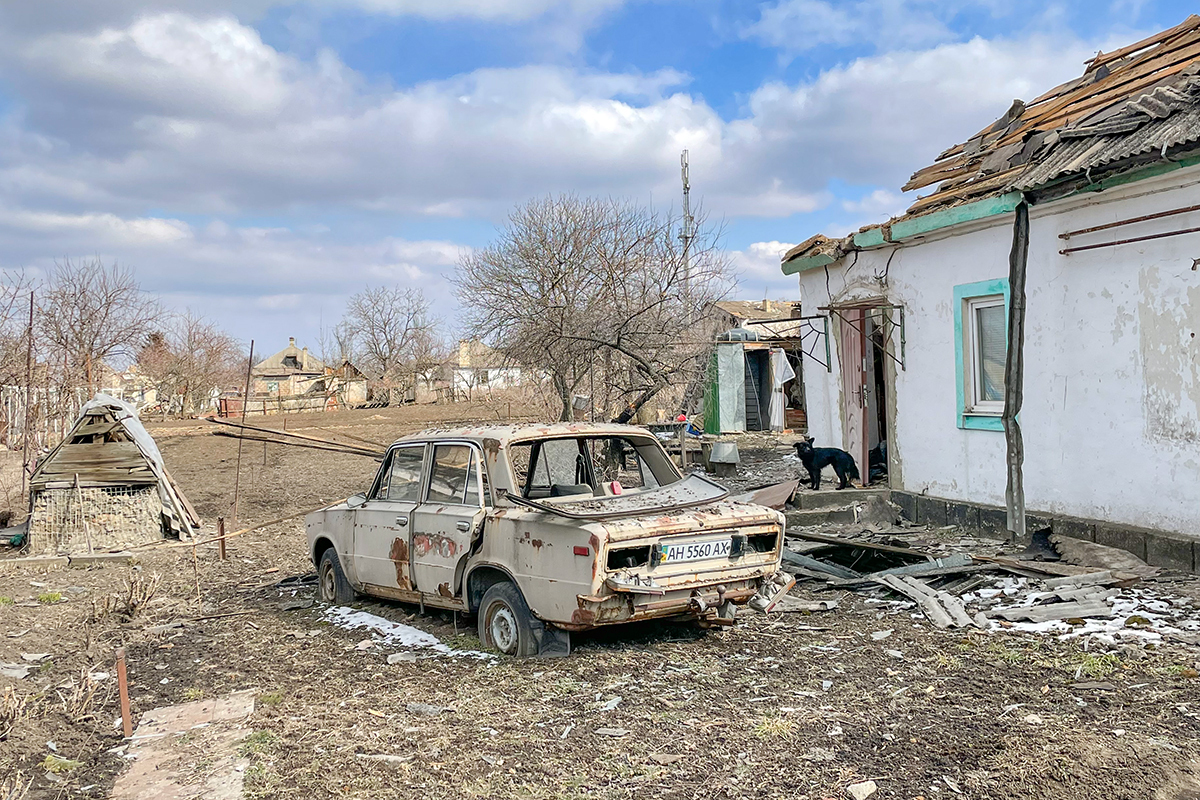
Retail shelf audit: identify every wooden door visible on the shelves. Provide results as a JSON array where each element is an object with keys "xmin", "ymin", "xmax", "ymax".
[{"xmin": 838, "ymin": 309, "xmax": 869, "ymax": 485}]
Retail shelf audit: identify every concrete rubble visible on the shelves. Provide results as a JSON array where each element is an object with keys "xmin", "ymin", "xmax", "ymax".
[{"xmin": 740, "ymin": 477, "xmax": 1200, "ymax": 650}]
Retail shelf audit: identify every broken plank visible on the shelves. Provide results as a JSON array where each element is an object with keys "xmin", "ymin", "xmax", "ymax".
[
  {"xmin": 784, "ymin": 529, "xmax": 935, "ymax": 561},
  {"xmin": 781, "ymin": 550, "xmax": 861, "ymax": 580},
  {"xmin": 875, "ymin": 575, "xmax": 955, "ymax": 629},
  {"xmin": 937, "ymin": 591, "xmax": 977, "ymax": 628},
  {"xmin": 824, "ymin": 556, "xmax": 982, "ymax": 589}
]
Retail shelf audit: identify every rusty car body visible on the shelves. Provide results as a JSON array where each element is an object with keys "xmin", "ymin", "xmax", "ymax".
[{"xmin": 305, "ymin": 423, "xmax": 784, "ymax": 656}]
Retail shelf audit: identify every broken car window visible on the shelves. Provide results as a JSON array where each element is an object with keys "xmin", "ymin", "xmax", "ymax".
[
  {"xmin": 508, "ymin": 436, "xmax": 678, "ymax": 499},
  {"xmin": 427, "ymin": 444, "xmax": 480, "ymax": 505},
  {"xmin": 378, "ymin": 445, "xmax": 424, "ymax": 502}
]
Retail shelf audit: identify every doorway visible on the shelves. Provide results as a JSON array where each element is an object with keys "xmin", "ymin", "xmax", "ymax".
[{"xmin": 834, "ymin": 305, "xmax": 897, "ymax": 487}]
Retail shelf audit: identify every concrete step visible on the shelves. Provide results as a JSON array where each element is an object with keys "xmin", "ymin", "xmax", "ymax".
[
  {"xmin": 785, "ymin": 506, "xmax": 857, "ymax": 527},
  {"xmin": 792, "ymin": 487, "xmax": 889, "ymax": 510}
]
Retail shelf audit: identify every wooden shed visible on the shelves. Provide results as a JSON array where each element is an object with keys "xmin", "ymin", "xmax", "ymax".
[{"xmin": 28, "ymin": 394, "xmax": 199, "ymax": 553}]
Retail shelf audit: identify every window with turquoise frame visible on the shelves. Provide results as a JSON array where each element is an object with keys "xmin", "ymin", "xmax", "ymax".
[{"xmin": 953, "ymin": 278, "xmax": 1010, "ymax": 431}]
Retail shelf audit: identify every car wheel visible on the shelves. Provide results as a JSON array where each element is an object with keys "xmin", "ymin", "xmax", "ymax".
[
  {"xmin": 478, "ymin": 582, "xmax": 537, "ymax": 657},
  {"xmin": 318, "ymin": 548, "xmax": 355, "ymax": 604}
]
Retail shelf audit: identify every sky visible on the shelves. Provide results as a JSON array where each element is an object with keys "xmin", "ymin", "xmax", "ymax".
[{"xmin": 0, "ymin": 0, "xmax": 1193, "ymax": 354}]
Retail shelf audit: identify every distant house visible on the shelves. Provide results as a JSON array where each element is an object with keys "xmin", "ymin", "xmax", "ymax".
[
  {"xmin": 444, "ymin": 340, "xmax": 523, "ymax": 399},
  {"xmin": 252, "ymin": 337, "xmax": 326, "ymax": 398},
  {"xmin": 779, "ymin": 17, "xmax": 1200, "ymax": 569},
  {"xmin": 219, "ymin": 337, "xmax": 367, "ymax": 415}
]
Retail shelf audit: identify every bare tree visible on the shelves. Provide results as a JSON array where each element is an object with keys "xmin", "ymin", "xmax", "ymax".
[
  {"xmin": 342, "ymin": 286, "xmax": 439, "ymax": 400},
  {"xmin": 138, "ymin": 312, "xmax": 244, "ymax": 415},
  {"xmin": 316, "ymin": 319, "xmax": 356, "ymax": 367},
  {"xmin": 455, "ymin": 195, "xmax": 733, "ymax": 422},
  {"xmin": 37, "ymin": 258, "xmax": 161, "ymax": 392}
]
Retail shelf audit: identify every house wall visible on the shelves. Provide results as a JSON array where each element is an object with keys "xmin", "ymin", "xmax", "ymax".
[{"xmin": 795, "ymin": 165, "xmax": 1200, "ymax": 538}]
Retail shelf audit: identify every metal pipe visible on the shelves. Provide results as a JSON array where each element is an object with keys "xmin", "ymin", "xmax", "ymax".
[
  {"xmin": 1059, "ymin": 202, "xmax": 1200, "ymax": 239},
  {"xmin": 231, "ymin": 340, "xmax": 254, "ymax": 525},
  {"xmin": 1059, "ymin": 223, "xmax": 1200, "ymax": 255}
]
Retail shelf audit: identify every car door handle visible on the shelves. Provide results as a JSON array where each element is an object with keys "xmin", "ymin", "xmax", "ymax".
[
  {"xmin": 456, "ymin": 520, "xmax": 470, "ymax": 532},
  {"xmin": 396, "ymin": 516, "xmax": 408, "ymax": 527}
]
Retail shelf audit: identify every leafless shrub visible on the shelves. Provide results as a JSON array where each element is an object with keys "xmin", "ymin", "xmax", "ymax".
[
  {"xmin": 138, "ymin": 311, "xmax": 244, "ymax": 416},
  {"xmin": 92, "ymin": 570, "xmax": 161, "ymax": 621},
  {"xmin": 56, "ymin": 669, "xmax": 101, "ymax": 721},
  {"xmin": 0, "ymin": 685, "xmax": 33, "ymax": 741},
  {"xmin": 0, "ymin": 772, "xmax": 32, "ymax": 800}
]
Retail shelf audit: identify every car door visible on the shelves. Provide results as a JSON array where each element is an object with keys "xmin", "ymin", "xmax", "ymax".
[
  {"xmin": 409, "ymin": 442, "xmax": 486, "ymax": 598},
  {"xmin": 352, "ymin": 443, "xmax": 426, "ymax": 592}
]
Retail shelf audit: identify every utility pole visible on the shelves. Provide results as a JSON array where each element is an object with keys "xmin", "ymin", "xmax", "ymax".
[{"xmin": 679, "ymin": 149, "xmax": 695, "ymax": 304}]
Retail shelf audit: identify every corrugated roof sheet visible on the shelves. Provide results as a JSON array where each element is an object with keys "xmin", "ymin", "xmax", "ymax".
[
  {"xmin": 782, "ymin": 16, "xmax": 1200, "ymax": 268},
  {"xmin": 902, "ymin": 14, "xmax": 1200, "ymax": 214}
]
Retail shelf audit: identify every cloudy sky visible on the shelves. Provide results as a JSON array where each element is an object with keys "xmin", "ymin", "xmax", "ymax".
[{"xmin": 0, "ymin": 0, "xmax": 1190, "ymax": 351}]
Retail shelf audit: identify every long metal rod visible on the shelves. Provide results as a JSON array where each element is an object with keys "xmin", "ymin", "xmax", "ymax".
[
  {"xmin": 1059, "ymin": 223, "xmax": 1200, "ymax": 254},
  {"xmin": 231, "ymin": 340, "xmax": 254, "ymax": 525},
  {"xmin": 1059, "ymin": 202, "xmax": 1200, "ymax": 239},
  {"xmin": 21, "ymin": 291, "xmax": 33, "ymax": 503}
]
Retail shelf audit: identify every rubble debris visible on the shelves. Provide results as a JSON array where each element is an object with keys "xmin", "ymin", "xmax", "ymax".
[
  {"xmin": 594, "ymin": 728, "xmax": 630, "ymax": 737},
  {"xmin": 1049, "ymin": 533, "xmax": 1158, "ymax": 576},
  {"xmin": 990, "ymin": 600, "xmax": 1116, "ymax": 623},
  {"xmin": 855, "ymin": 494, "xmax": 901, "ymax": 530},
  {"xmin": 731, "ymin": 479, "xmax": 800, "ymax": 510}
]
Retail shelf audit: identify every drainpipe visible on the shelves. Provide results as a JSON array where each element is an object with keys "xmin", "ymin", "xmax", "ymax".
[{"xmin": 1003, "ymin": 199, "xmax": 1029, "ymax": 542}]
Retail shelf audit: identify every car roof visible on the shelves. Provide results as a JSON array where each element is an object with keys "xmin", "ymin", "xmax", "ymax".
[{"xmin": 389, "ymin": 422, "xmax": 660, "ymax": 448}]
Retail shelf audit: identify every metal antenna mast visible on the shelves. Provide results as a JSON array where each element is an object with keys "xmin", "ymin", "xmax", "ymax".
[{"xmin": 679, "ymin": 149, "xmax": 695, "ymax": 302}]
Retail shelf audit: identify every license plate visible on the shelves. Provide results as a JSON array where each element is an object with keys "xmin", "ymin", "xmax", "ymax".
[{"xmin": 659, "ymin": 537, "xmax": 732, "ymax": 564}]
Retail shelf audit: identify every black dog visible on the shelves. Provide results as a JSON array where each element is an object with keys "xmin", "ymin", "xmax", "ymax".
[{"xmin": 794, "ymin": 437, "xmax": 860, "ymax": 490}]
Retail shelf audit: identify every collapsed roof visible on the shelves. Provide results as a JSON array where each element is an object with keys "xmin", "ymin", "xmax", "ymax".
[{"xmin": 784, "ymin": 15, "xmax": 1200, "ymax": 267}]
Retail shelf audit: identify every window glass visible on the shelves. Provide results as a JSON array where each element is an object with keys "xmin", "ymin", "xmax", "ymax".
[
  {"xmin": 975, "ymin": 303, "xmax": 1006, "ymax": 403},
  {"xmin": 509, "ymin": 436, "xmax": 679, "ymax": 498},
  {"xmin": 427, "ymin": 444, "xmax": 478, "ymax": 505},
  {"xmin": 379, "ymin": 446, "xmax": 424, "ymax": 502}
]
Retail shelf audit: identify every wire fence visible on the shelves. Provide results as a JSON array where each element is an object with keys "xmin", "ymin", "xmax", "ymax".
[{"xmin": 28, "ymin": 485, "xmax": 162, "ymax": 553}]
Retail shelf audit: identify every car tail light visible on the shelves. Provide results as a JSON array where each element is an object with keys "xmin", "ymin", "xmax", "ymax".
[{"xmin": 573, "ymin": 546, "xmax": 590, "ymax": 556}]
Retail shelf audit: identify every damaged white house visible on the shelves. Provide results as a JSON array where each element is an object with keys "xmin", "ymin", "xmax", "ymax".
[{"xmin": 781, "ymin": 18, "xmax": 1200, "ymax": 572}]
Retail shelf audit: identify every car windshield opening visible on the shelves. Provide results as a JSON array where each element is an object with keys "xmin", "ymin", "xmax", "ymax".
[{"xmin": 508, "ymin": 435, "xmax": 679, "ymax": 500}]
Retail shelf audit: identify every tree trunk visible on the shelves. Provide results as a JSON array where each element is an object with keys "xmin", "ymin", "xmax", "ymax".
[
  {"xmin": 553, "ymin": 373, "xmax": 571, "ymax": 421},
  {"xmin": 611, "ymin": 384, "xmax": 664, "ymax": 425}
]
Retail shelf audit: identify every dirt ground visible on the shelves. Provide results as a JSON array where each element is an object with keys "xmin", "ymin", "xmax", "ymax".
[{"xmin": 2, "ymin": 401, "xmax": 1199, "ymax": 800}]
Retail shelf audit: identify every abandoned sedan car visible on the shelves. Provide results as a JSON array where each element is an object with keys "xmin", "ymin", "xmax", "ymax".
[{"xmin": 305, "ymin": 423, "xmax": 784, "ymax": 656}]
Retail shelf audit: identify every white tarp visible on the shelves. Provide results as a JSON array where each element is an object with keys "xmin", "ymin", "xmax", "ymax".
[
  {"xmin": 715, "ymin": 343, "xmax": 746, "ymax": 432},
  {"xmin": 768, "ymin": 348, "xmax": 795, "ymax": 432}
]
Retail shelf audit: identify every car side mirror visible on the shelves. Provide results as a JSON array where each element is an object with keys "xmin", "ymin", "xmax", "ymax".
[{"xmin": 347, "ymin": 492, "xmax": 367, "ymax": 509}]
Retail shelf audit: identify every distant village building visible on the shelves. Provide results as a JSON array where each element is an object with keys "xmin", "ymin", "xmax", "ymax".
[
  {"xmin": 443, "ymin": 340, "xmax": 523, "ymax": 399},
  {"xmin": 780, "ymin": 17, "xmax": 1200, "ymax": 570},
  {"xmin": 220, "ymin": 337, "xmax": 367, "ymax": 415}
]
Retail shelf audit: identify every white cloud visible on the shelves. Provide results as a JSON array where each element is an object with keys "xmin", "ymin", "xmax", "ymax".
[
  {"xmin": 840, "ymin": 188, "xmax": 908, "ymax": 220},
  {"xmin": 730, "ymin": 240, "xmax": 801, "ymax": 299},
  {"xmin": 0, "ymin": 9, "xmax": 1129, "ymax": 344},
  {"xmin": 743, "ymin": 0, "xmax": 1021, "ymax": 54}
]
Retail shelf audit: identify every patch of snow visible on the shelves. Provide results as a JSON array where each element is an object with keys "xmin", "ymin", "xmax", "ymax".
[{"xmin": 324, "ymin": 607, "xmax": 494, "ymax": 660}]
